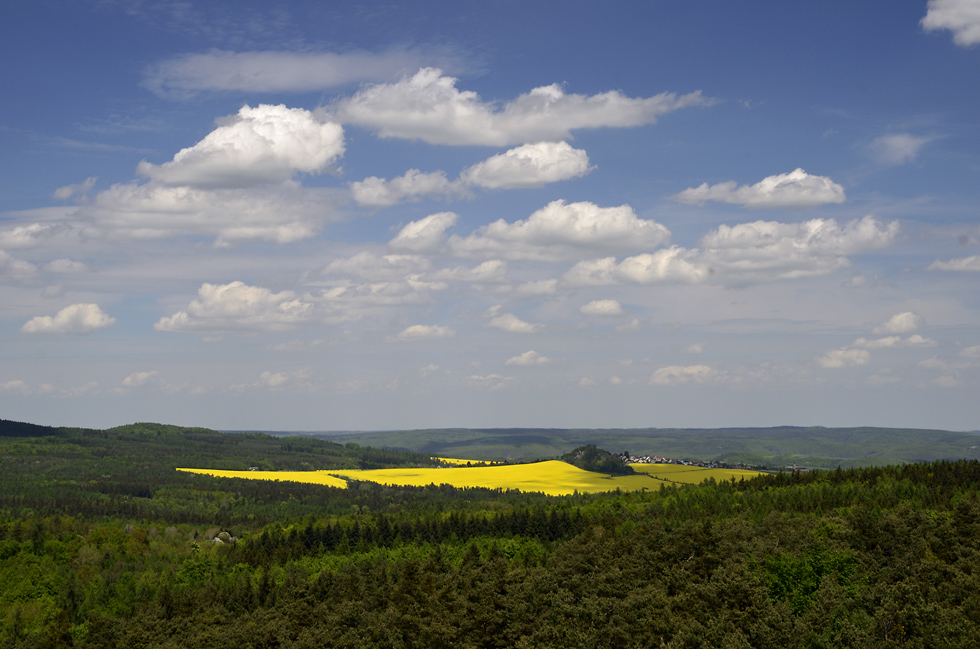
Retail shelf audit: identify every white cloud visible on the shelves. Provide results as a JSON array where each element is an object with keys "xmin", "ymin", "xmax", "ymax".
[
  {"xmin": 122, "ymin": 371, "xmax": 157, "ymax": 387},
  {"xmin": 0, "ymin": 251, "xmax": 38, "ymax": 282},
  {"xmin": 449, "ymin": 200, "xmax": 671, "ymax": 261},
  {"xmin": 386, "ymin": 324, "xmax": 455, "ymax": 342},
  {"xmin": 868, "ymin": 134, "xmax": 932, "ymax": 165},
  {"xmin": 1, "ymin": 380, "xmax": 30, "ymax": 395},
  {"xmin": 922, "ymin": 0, "xmax": 980, "ymax": 46},
  {"xmin": 21, "ymin": 303, "xmax": 116, "ymax": 334},
  {"xmin": 650, "ymin": 365, "xmax": 716, "ymax": 385},
  {"xmin": 259, "ymin": 371, "xmax": 288, "ymax": 388},
  {"xmin": 564, "ymin": 216, "xmax": 898, "ymax": 286},
  {"xmin": 960, "ymin": 345, "xmax": 980, "ymax": 358},
  {"xmin": 143, "ymin": 49, "xmax": 458, "ymax": 97},
  {"xmin": 431, "ymin": 260, "xmax": 509, "ymax": 284},
  {"xmin": 0, "ymin": 223, "xmax": 67, "ymax": 250},
  {"xmin": 333, "ymin": 67, "xmax": 709, "ymax": 146},
  {"xmin": 918, "ymin": 357, "xmax": 970, "ymax": 370},
  {"xmin": 460, "ymin": 141, "xmax": 592, "ymax": 189},
  {"xmin": 43, "ymin": 259, "xmax": 87, "ymax": 274},
  {"xmin": 699, "ymin": 215, "xmax": 896, "ymax": 255},
  {"xmin": 351, "ymin": 170, "xmax": 456, "ymax": 206},
  {"xmin": 873, "ymin": 311, "xmax": 923, "ymax": 334},
  {"xmin": 53, "ymin": 177, "xmax": 97, "ymax": 200},
  {"xmin": 507, "ymin": 279, "xmax": 559, "ymax": 297},
  {"xmin": 686, "ymin": 343, "xmax": 705, "ymax": 354},
  {"xmin": 928, "ymin": 255, "xmax": 980, "ymax": 271},
  {"xmin": 815, "ymin": 349, "xmax": 871, "ymax": 368},
  {"xmin": 155, "ymin": 281, "xmax": 312, "ymax": 333},
  {"xmin": 352, "ymin": 142, "xmax": 591, "ymax": 208},
  {"xmin": 564, "ymin": 248, "xmax": 707, "ymax": 286},
  {"xmin": 466, "ymin": 374, "xmax": 515, "ymax": 390},
  {"xmin": 580, "ymin": 299, "xmax": 625, "ymax": 316},
  {"xmin": 488, "ymin": 313, "xmax": 544, "ymax": 333},
  {"xmin": 506, "ymin": 350, "xmax": 551, "ymax": 366},
  {"xmin": 851, "ymin": 335, "xmax": 936, "ymax": 349},
  {"xmin": 932, "ymin": 376, "xmax": 960, "ymax": 388},
  {"xmin": 671, "ymin": 169, "xmax": 846, "ymax": 208},
  {"xmin": 319, "ymin": 252, "xmax": 431, "ymax": 282},
  {"xmin": 137, "ymin": 104, "xmax": 344, "ymax": 189},
  {"xmin": 388, "ymin": 212, "xmax": 459, "ymax": 253},
  {"xmin": 81, "ymin": 181, "xmax": 335, "ymax": 245}
]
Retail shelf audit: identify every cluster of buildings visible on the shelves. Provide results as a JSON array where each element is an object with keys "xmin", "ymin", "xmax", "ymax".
[{"xmin": 618, "ymin": 453, "xmax": 755, "ymax": 471}]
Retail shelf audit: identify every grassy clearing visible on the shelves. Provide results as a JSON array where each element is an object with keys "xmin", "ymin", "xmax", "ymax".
[{"xmin": 180, "ymin": 461, "xmax": 767, "ymax": 495}]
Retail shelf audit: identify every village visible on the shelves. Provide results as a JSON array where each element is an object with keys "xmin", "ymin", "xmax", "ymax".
[{"xmin": 618, "ymin": 452, "xmax": 758, "ymax": 471}]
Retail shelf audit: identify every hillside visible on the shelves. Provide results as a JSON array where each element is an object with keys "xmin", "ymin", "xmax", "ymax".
[
  {"xmin": 270, "ymin": 425, "xmax": 980, "ymax": 469},
  {"xmin": 4, "ymin": 418, "xmax": 980, "ymax": 647}
]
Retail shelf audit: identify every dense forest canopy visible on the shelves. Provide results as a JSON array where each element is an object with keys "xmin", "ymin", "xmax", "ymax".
[{"xmin": 4, "ymin": 420, "xmax": 980, "ymax": 647}]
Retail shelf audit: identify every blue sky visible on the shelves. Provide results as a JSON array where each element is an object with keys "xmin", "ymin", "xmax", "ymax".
[{"xmin": 2, "ymin": 0, "xmax": 979, "ymax": 431}]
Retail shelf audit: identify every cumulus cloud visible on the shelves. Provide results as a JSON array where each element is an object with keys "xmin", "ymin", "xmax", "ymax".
[
  {"xmin": 351, "ymin": 142, "xmax": 591, "ymax": 207},
  {"xmin": 0, "ymin": 223, "xmax": 68, "ymax": 250},
  {"xmin": 873, "ymin": 311, "xmax": 923, "ymax": 334},
  {"xmin": 466, "ymin": 373, "xmax": 515, "ymax": 390},
  {"xmin": 53, "ymin": 177, "xmax": 97, "ymax": 200},
  {"xmin": 851, "ymin": 335, "xmax": 936, "ymax": 349},
  {"xmin": 80, "ymin": 181, "xmax": 335, "ymax": 245},
  {"xmin": 143, "ymin": 49, "xmax": 460, "ymax": 97},
  {"xmin": 928, "ymin": 255, "xmax": 980, "ymax": 271},
  {"xmin": 43, "ymin": 259, "xmax": 87, "ymax": 273},
  {"xmin": 868, "ymin": 134, "xmax": 932, "ymax": 165},
  {"xmin": 137, "ymin": 104, "xmax": 344, "ymax": 188},
  {"xmin": 388, "ymin": 212, "xmax": 459, "ymax": 253},
  {"xmin": 488, "ymin": 313, "xmax": 544, "ymax": 333},
  {"xmin": 21, "ymin": 303, "xmax": 116, "ymax": 334},
  {"xmin": 960, "ymin": 345, "xmax": 980, "ymax": 358},
  {"xmin": 671, "ymin": 169, "xmax": 846, "ymax": 209},
  {"xmin": 1, "ymin": 380, "xmax": 30, "ymax": 395},
  {"xmin": 449, "ymin": 200, "xmax": 671, "ymax": 261},
  {"xmin": 580, "ymin": 299, "xmax": 625, "ymax": 316},
  {"xmin": 815, "ymin": 348, "xmax": 871, "ymax": 368},
  {"xmin": 922, "ymin": 0, "xmax": 980, "ymax": 45},
  {"xmin": 506, "ymin": 350, "xmax": 551, "ymax": 366},
  {"xmin": 430, "ymin": 260, "xmax": 509, "ymax": 284},
  {"xmin": 350, "ymin": 170, "xmax": 455, "ymax": 207},
  {"xmin": 155, "ymin": 281, "xmax": 312, "ymax": 333},
  {"xmin": 649, "ymin": 365, "xmax": 716, "ymax": 385},
  {"xmin": 319, "ymin": 252, "xmax": 431, "ymax": 282},
  {"xmin": 459, "ymin": 141, "xmax": 592, "ymax": 189},
  {"xmin": 0, "ymin": 251, "xmax": 38, "ymax": 282},
  {"xmin": 122, "ymin": 371, "xmax": 157, "ymax": 387},
  {"xmin": 332, "ymin": 68, "xmax": 709, "ymax": 146},
  {"xmin": 564, "ymin": 216, "xmax": 898, "ymax": 286},
  {"xmin": 386, "ymin": 324, "xmax": 455, "ymax": 342}
]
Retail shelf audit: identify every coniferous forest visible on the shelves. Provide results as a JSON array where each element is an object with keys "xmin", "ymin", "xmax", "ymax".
[{"xmin": 3, "ymin": 420, "xmax": 980, "ymax": 648}]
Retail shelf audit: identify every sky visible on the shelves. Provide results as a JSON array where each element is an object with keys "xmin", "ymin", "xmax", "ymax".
[{"xmin": 2, "ymin": 0, "xmax": 979, "ymax": 432}]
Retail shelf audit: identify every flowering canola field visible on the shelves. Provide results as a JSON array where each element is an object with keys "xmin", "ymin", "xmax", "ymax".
[{"xmin": 179, "ymin": 461, "xmax": 765, "ymax": 496}]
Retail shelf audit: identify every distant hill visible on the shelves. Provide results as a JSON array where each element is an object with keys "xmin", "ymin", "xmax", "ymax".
[{"xmin": 277, "ymin": 426, "xmax": 980, "ymax": 469}]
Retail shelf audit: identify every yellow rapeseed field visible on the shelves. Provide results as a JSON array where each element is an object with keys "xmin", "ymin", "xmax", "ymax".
[
  {"xmin": 178, "ymin": 461, "xmax": 766, "ymax": 495},
  {"xmin": 177, "ymin": 468, "xmax": 349, "ymax": 489}
]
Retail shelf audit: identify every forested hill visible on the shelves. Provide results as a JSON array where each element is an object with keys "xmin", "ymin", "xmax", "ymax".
[
  {"xmin": 289, "ymin": 425, "xmax": 980, "ymax": 468},
  {"xmin": 5, "ymin": 416, "xmax": 980, "ymax": 646}
]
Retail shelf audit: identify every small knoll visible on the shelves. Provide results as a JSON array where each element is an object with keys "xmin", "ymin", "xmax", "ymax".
[{"xmin": 561, "ymin": 444, "xmax": 635, "ymax": 475}]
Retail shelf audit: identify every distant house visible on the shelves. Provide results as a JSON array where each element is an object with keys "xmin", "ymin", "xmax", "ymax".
[{"xmin": 248, "ymin": 466, "xmax": 259, "ymax": 471}]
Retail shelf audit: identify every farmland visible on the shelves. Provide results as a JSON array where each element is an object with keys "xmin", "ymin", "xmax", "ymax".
[
  {"xmin": 179, "ymin": 460, "xmax": 768, "ymax": 495},
  {"xmin": 6, "ymin": 420, "xmax": 980, "ymax": 647}
]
